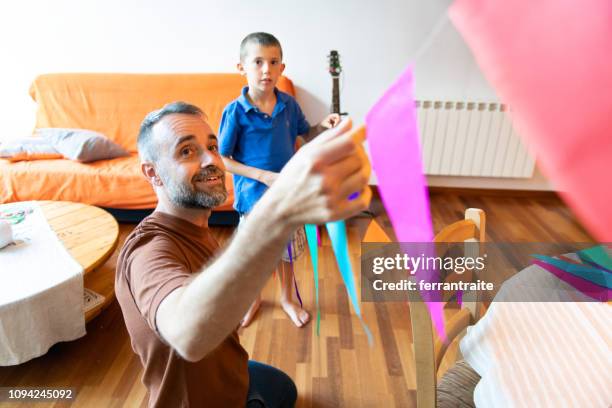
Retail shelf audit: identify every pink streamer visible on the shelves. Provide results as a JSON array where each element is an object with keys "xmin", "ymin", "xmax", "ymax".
[
  {"xmin": 533, "ymin": 260, "xmax": 610, "ymax": 302},
  {"xmin": 366, "ymin": 65, "xmax": 445, "ymax": 340},
  {"xmin": 449, "ymin": 0, "xmax": 612, "ymax": 241}
]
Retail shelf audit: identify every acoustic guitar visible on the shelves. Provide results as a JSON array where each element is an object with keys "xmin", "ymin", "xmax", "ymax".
[{"xmin": 328, "ymin": 50, "xmax": 346, "ymax": 116}]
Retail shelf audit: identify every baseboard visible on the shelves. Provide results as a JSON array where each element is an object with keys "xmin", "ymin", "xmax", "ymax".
[
  {"xmin": 103, "ymin": 186, "xmax": 556, "ymax": 226},
  {"xmin": 102, "ymin": 207, "xmax": 240, "ymax": 226},
  {"xmin": 426, "ymin": 186, "xmax": 559, "ymax": 198},
  {"xmin": 209, "ymin": 211, "xmax": 240, "ymax": 226},
  {"xmin": 102, "ymin": 208, "xmax": 153, "ymax": 223},
  {"xmin": 369, "ymin": 185, "xmax": 559, "ymax": 199}
]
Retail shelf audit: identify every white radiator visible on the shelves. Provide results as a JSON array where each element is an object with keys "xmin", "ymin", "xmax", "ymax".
[{"xmin": 415, "ymin": 100, "xmax": 535, "ymax": 178}]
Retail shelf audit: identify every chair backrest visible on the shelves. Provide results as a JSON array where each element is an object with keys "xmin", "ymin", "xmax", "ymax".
[{"xmin": 410, "ymin": 208, "xmax": 486, "ymax": 408}]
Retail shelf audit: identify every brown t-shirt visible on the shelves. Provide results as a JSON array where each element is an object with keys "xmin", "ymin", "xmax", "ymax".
[{"xmin": 115, "ymin": 212, "xmax": 249, "ymax": 408}]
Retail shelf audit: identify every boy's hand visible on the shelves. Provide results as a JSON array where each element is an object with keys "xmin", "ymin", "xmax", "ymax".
[
  {"xmin": 259, "ymin": 170, "xmax": 279, "ymax": 187},
  {"xmin": 320, "ymin": 113, "xmax": 341, "ymax": 129}
]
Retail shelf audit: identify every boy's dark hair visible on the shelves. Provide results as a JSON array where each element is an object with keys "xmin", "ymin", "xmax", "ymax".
[
  {"xmin": 138, "ymin": 101, "xmax": 206, "ymax": 162},
  {"xmin": 240, "ymin": 32, "xmax": 283, "ymax": 61}
]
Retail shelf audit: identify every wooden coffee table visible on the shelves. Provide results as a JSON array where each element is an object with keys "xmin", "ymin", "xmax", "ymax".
[{"xmin": 39, "ymin": 201, "xmax": 120, "ymax": 322}]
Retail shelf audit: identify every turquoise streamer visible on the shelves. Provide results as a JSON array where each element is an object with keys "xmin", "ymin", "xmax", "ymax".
[
  {"xmin": 304, "ymin": 224, "xmax": 320, "ymax": 336},
  {"xmin": 577, "ymin": 246, "xmax": 612, "ymax": 272},
  {"xmin": 326, "ymin": 220, "xmax": 374, "ymax": 345},
  {"xmin": 532, "ymin": 254, "xmax": 612, "ymax": 288}
]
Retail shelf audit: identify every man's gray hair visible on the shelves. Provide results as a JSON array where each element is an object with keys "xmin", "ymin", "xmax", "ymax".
[{"xmin": 137, "ymin": 101, "xmax": 207, "ymax": 162}]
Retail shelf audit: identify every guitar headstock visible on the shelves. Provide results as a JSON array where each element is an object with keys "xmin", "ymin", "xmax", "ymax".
[{"xmin": 328, "ymin": 50, "xmax": 342, "ymax": 78}]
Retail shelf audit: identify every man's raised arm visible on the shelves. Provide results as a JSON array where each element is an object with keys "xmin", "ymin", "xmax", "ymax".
[{"xmin": 156, "ymin": 118, "xmax": 371, "ymax": 362}]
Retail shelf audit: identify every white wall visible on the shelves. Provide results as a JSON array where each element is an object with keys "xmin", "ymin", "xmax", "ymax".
[{"xmin": 0, "ymin": 0, "xmax": 552, "ymax": 190}]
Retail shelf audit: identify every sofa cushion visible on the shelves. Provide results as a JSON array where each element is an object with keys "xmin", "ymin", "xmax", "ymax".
[
  {"xmin": 38, "ymin": 128, "xmax": 129, "ymax": 162},
  {"xmin": 0, "ymin": 137, "xmax": 63, "ymax": 162},
  {"xmin": 0, "ymin": 153, "xmax": 234, "ymax": 211},
  {"xmin": 29, "ymin": 73, "xmax": 296, "ymax": 152},
  {"xmin": 4, "ymin": 73, "xmax": 296, "ymax": 211}
]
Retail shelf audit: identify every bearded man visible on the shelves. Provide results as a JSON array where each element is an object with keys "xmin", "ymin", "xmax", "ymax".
[{"xmin": 115, "ymin": 101, "xmax": 371, "ymax": 408}]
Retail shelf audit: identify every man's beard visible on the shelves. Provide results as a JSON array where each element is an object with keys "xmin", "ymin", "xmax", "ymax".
[{"xmin": 161, "ymin": 166, "xmax": 228, "ymax": 209}]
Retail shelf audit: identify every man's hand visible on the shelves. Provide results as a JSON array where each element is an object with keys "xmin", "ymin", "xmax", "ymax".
[
  {"xmin": 259, "ymin": 117, "xmax": 371, "ymax": 226},
  {"xmin": 320, "ymin": 113, "xmax": 341, "ymax": 129}
]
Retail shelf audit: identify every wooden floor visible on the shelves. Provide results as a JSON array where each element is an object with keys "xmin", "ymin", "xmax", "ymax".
[{"xmin": 0, "ymin": 191, "xmax": 593, "ymax": 407}]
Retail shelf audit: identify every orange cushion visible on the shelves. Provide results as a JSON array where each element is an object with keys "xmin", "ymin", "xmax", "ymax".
[
  {"xmin": 29, "ymin": 73, "xmax": 296, "ymax": 152},
  {"xmin": 10, "ymin": 73, "xmax": 297, "ymax": 210},
  {"xmin": 0, "ymin": 154, "xmax": 234, "ymax": 210},
  {"xmin": 6, "ymin": 152, "xmax": 64, "ymax": 162}
]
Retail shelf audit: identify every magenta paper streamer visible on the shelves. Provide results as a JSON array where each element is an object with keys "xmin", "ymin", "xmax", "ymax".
[
  {"xmin": 365, "ymin": 65, "xmax": 445, "ymax": 340},
  {"xmin": 533, "ymin": 260, "xmax": 610, "ymax": 302},
  {"xmin": 286, "ymin": 243, "xmax": 303, "ymax": 308},
  {"xmin": 449, "ymin": 0, "xmax": 612, "ymax": 241}
]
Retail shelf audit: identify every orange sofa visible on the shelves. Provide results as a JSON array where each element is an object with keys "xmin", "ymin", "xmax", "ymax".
[{"xmin": 0, "ymin": 73, "xmax": 297, "ymax": 221}]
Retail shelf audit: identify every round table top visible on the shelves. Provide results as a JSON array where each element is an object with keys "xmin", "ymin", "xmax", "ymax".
[
  {"xmin": 0, "ymin": 201, "xmax": 120, "ymax": 325},
  {"xmin": 39, "ymin": 201, "xmax": 119, "ymax": 274}
]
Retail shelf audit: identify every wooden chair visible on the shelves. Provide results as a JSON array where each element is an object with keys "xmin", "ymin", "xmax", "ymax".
[{"xmin": 410, "ymin": 208, "xmax": 486, "ymax": 408}]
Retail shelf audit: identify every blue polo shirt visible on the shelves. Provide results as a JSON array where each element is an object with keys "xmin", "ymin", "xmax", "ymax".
[{"xmin": 219, "ymin": 87, "xmax": 310, "ymax": 214}]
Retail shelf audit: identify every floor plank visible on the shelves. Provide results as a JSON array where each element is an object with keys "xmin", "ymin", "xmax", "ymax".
[{"xmin": 0, "ymin": 192, "xmax": 593, "ymax": 407}]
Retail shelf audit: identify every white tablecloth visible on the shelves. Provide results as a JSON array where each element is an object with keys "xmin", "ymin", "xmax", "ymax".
[
  {"xmin": 460, "ymin": 264, "xmax": 612, "ymax": 407},
  {"xmin": 0, "ymin": 202, "xmax": 85, "ymax": 365}
]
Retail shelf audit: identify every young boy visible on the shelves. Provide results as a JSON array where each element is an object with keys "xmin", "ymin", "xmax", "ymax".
[{"xmin": 219, "ymin": 32, "xmax": 339, "ymax": 328}]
